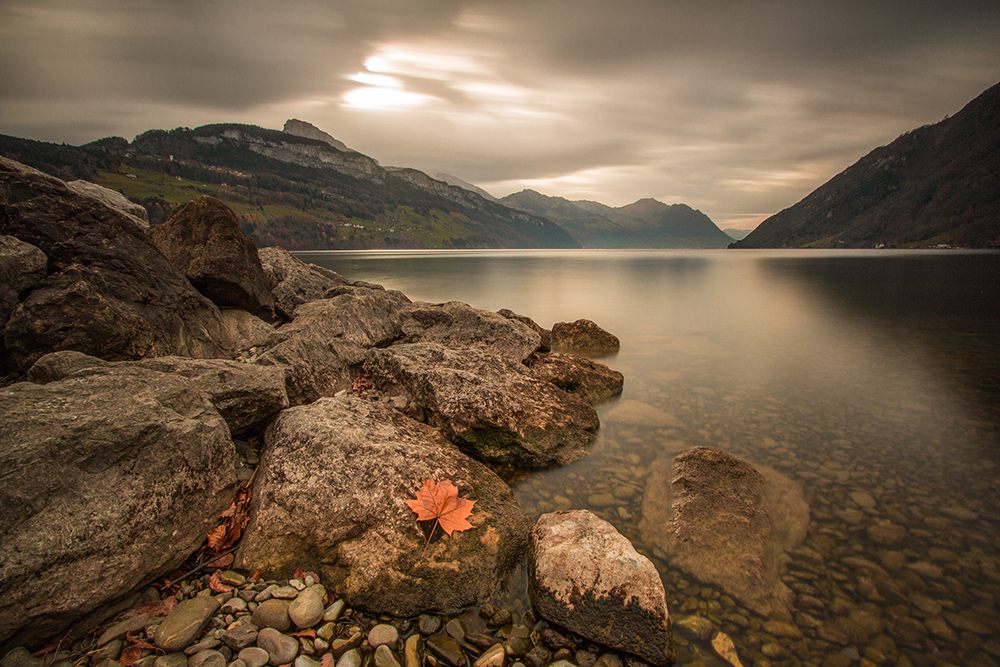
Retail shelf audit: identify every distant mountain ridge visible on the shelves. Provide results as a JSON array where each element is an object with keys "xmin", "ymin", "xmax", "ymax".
[
  {"xmin": 0, "ymin": 122, "xmax": 578, "ymax": 250},
  {"xmin": 0, "ymin": 118, "xmax": 728, "ymax": 249},
  {"xmin": 501, "ymin": 189, "xmax": 733, "ymax": 248},
  {"xmin": 734, "ymin": 80, "xmax": 1000, "ymax": 249}
]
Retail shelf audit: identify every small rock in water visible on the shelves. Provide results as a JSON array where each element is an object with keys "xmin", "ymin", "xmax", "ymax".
[
  {"xmin": 419, "ymin": 614, "xmax": 443, "ymax": 636},
  {"xmin": 155, "ymin": 596, "xmax": 221, "ymax": 651},
  {"xmin": 673, "ymin": 615, "xmax": 713, "ymax": 642},
  {"xmin": 866, "ymin": 522, "xmax": 907, "ymax": 545},
  {"xmin": 405, "ymin": 635, "xmax": 422, "ymax": 667},
  {"xmin": 427, "ymin": 635, "xmax": 467, "ymax": 667},
  {"xmin": 710, "ymin": 632, "xmax": 744, "ymax": 667},
  {"xmin": 473, "ymin": 644, "xmax": 504, "ymax": 667}
]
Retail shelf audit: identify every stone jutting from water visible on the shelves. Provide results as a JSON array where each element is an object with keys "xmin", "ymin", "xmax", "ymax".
[{"xmin": 528, "ymin": 510, "xmax": 674, "ymax": 667}]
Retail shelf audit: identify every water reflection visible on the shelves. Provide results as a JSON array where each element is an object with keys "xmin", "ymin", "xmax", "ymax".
[{"xmin": 305, "ymin": 249, "xmax": 1000, "ymax": 666}]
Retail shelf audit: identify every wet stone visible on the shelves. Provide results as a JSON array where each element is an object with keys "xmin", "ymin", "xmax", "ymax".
[
  {"xmin": 674, "ymin": 616, "xmax": 713, "ymax": 642},
  {"xmin": 866, "ymin": 523, "xmax": 907, "ymax": 545},
  {"xmin": 252, "ymin": 599, "xmax": 291, "ymax": 631},
  {"xmin": 257, "ymin": 628, "xmax": 299, "ymax": 665},
  {"xmin": 374, "ymin": 646, "xmax": 401, "ymax": 667},
  {"xmin": 324, "ymin": 600, "xmax": 346, "ymax": 622},
  {"xmin": 446, "ymin": 619, "xmax": 468, "ymax": 642},
  {"xmin": 289, "ymin": 588, "xmax": 325, "ymax": 629},
  {"xmin": 188, "ymin": 651, "xmax": 226, "ymax": 667},
  {"xmin": 524, "ymin": 647, "xmax": 551, "ymax": 667},
  {"xmin": 336, "ymin": 650, "xmax": 362, "ymax": 667},
  {"xmin": 427, "ymin": 635, "xmax": 467, "ymax": 667},
  {"xmin": 237, "ymin": 648, "xmax": 269, "ymax": 667},
  {"xmin": 222, "ymin": 618, "xmax": 259, "ymax": 650},
  {"xmin": 405, "ymin": 635, "xmax": 422, "ymax": 667},
  {"xmin": 420, "ymin": 615, "xmax": 443, "ymax": 636},
  {"xmin": 154, "ymin": 655, "xmax": 188, "ymax": 667},
  {"xmin": 488, "ymin": 609, "xmax": 513, "ymax": 628},
  {"xmin": 369, "ymin": 624, "xmax": 401, "ymax": 650},
  {"xmin": 473, "ymin": 644, "xmax": 505, "ymax": 667},
  {"xmin": 185, "ymin": 639, "xmax": 222, "ymax": 655}
]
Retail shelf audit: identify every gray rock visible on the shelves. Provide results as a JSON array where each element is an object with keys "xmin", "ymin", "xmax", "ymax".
[
  {"xmin": 549, "ymin": 319, "xmax": 619, "ymax": 354},
  {"xmin": 368, "ymin": 624, "xmax": 400, "ymax": 649},
  {"xmin": 253, "ymin": 335, "xmax": 364, "ymax": 406},
  {"xmin": 0, "ymin": 234, "xmax": 46, "ymax": 327},
  {"xmin": 0, "ymin": 647, "xmax": 42, "ymax": 667},
  {"xmin": 335, "ymin": 649, "xmax": 362, "ymax": 667},
  {"xmin": 65, "ymin": 180, "xmax": 149, "ymax": 230},
  {"xmin": 0, "ymin": 368, "xmax": 234, "ymax": 648},
  {"xmin": 237, "ymin": 647, "xmax": 270, "ymax": 667},
  {"xmin": 148, "ymin": 196, "xmax": 275, "ymax": 321},
  {"xmin": 184, "ymin": 639, "xmax": 222, "ymax": 655},
  {"xmin": 528, "ymin": 510, "xmax": 674, "ymax": 667},
  {"xmin": 188, "ymin": 651, "xmax": 226, "ymax": 667},
  {"xmin": 235, "ymin": 396, "xmax": 531, "ymax": 617},
  {"xmin": 251, "ymin": 599, "xmax": 291, "ymax": 632},
  {"xmin": 367, "ymin": 343, "xmax": 600, "ymax": 467},
  {"xmin": 639, "ymin": 446, "xmax": 809, "ymax": 617},
  {"xmin": 426, "ymin": 635, "xmax": 467, "ymax": 667},
  {"xmin": 220, "ymin": 309, "xmax": 277, "ymax": 352},
  {"xmin": 221, "ymin": 618, "xmax": 259, "ymax": 650},
  {"xmin": 154, "ymin": 655, "xmax": 189, "ymax": 667},
  {"xmin": 399, "ymin": 301, "xmax": 541, "ymax": 361},
  {"xmin": 0, "ymin": 156, "xmax": 235, "ymax": 371},
  {"xmin": 374, "ymin": 646, "xmax": 400, "ymax": 667},
  {"xmin": 294, "ymin": 657, "xmax": 320, "ymax": 667},
  {"xmin": 473, "ymin": 644, "xmax": 505, "ymax": 667},
  {"xmin": 288, "ymin": 588, "xmax": 324, "ymax": 629},
  {"xmin": 525, "ymin": 353, "xmax": 624, "ymax": 404},
  {"xmin": 27, "ymin": 352, "xmax": 289, "ymax": 436},
  {"xmin": 257, "ymin": 246, "xmax": 349, "ymax": 320},
  {"xmin": 255, "ymin": 628, "xmax": 298, "ymax": 666},
  {"xmin": 497, "ymin": 309, "xmax": 551, "ymax": 352},
  {"xmin": 155, "ymin": 596, "xmax": 222, "ymax": 651}
]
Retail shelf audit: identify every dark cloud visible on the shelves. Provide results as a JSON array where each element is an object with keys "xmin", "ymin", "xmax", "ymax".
[{"xmin": 1, "ymin": 0, "xmax": 998, "ymax": 227}]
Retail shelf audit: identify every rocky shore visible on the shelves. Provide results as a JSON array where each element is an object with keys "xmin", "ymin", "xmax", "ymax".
[{"xmin": 1, "ymin": 157, "xmax": 681, "ymax": 664}]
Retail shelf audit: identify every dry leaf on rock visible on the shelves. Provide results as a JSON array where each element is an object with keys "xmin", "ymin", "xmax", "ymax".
[
  {"xmin": 406, "ymin": 479, "xmax": 477, "ymax": 558},
  {"xmin": 321, "ymin": 654, "xmax": 335, "ymax": 667},
  {"xmin": 209, "ymin": 570, "xmax": 234, "ymax": 593}
]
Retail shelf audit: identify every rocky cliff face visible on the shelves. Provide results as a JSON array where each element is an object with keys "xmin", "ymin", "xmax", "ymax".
[
  {"xmin": 282, "ymin": 118, "xmax": 351, "ymax": 152},
  {"xmin": 734, "ymin": 80, "xmax": 1000, "ymax": 249}
]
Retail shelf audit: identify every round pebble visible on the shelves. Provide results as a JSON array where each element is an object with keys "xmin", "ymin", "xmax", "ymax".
[{"xmin": 369, "ymin": 624, "xmax": 401, "ymax": 650}]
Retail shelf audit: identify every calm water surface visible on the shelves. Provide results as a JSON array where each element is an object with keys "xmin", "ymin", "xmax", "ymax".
[{"xmin": 300, "ymin": 249, "xmax": 1000, "ymax": 667}]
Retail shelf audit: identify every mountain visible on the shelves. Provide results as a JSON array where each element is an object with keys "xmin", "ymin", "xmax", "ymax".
[
  {"xmin": 501, "ymin": 190, "xmax": 732, "ymax": 248},
  {"xmin": 0, "ymin": 122, "xmax": 578, "ymax": 250},
  {"xmin": 733, "ymin": 81, "xmax": 1000, "ymax": 249},
  {"xmin": 283, "ymin": 118, "xmax": 352, "ymax": 152},
  {"xmin": 431, "ymin": 173, "xmax": 498, "ymax": 202}
]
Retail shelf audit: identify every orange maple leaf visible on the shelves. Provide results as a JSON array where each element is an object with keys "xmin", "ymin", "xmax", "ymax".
[{"xmin": 405, "ymin": 479, "xmax": 476, "ymax": 558}]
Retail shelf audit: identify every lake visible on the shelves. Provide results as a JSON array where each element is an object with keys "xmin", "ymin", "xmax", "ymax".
[{"xmin": 299, "ymin": 248, "xmax": 1000, "ymax": 667}]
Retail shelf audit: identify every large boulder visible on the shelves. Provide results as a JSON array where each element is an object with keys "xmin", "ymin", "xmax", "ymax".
[
  {"xmin": 525, "ymin": 352, "xmax": 624, "ymax": 404},
  {"xmin": 258, "ymin": 246, "xmax": 349, "ymax": 319},
  {"xmin": 639, "ymin": 446, "xmax": 809, "ymax": 616},
  {"xmin": 0, "ymin": 157, "xmax": 235, "ymax": 373},
  {"xmin": 550, "ymin": 319, "xmax": 620, "ymax": 354},
  {"xmin": 366, "ymin": 343, "xmax": 600, "ymax": 467},
  {"xmin": 0, "ymin": 367, "xmax": 235, "ymax": 650},
  {"xmin": 235, "ymin": 396, "xmax": 532, "ymax": 617},
  {"xmin": 400, "ymin": 301, "xmax": 541, "ymax": 361},
  {"xmin": 0, "ymin": 235, "xmax": 46, "ymax": 327},
  {"xmin": 148, "ymin": 196, "xmax": 275, "ymax": 321},
  {"xmin": 529, "ymin": 510, "xmax": 674, "ymax": 667},
  {"xmin": 251, "ymin": 285, "xmax": 410, "ymax": 404},
  {"xmin": 219, "ymin": 308, "xmax": 277, "ymax": 353},
  {"xmin": 65, "ymin": 180, "xmax": 149, "ymax": 230},
  {"xmin": 26, "ymin": 351, "xmax": 289, "ymax": 435}
]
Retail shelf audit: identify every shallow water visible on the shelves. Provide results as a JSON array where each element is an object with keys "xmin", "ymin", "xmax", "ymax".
[{"xmin": 301, "ymin": 249, "xmax": 1000, "ymax": 667}]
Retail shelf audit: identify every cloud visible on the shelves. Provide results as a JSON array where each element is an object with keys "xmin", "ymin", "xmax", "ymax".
[{"xmin": 1, "ymin": 0, "xmax": 998, "ymax": 227}]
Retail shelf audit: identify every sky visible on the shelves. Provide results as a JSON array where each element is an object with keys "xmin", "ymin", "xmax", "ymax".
[{"xmin": 1, "ymin": 1, "xmax": 999, "ymax": 230}]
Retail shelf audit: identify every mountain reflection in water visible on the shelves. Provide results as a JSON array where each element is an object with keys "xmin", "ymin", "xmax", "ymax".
[{"xmin": 302, "ymin": 249, "xmax": 1000, "ymax": 667}]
